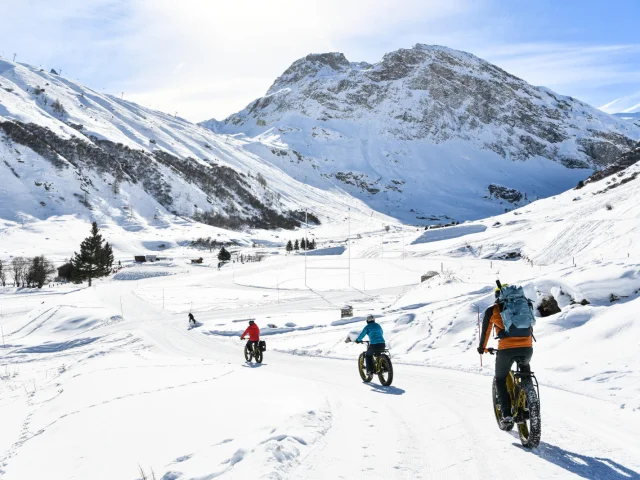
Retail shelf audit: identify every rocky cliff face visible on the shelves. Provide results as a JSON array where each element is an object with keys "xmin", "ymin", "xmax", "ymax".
[{"xmin": 204, "ymin": 44, "xmax": 640, "ymax": 223}]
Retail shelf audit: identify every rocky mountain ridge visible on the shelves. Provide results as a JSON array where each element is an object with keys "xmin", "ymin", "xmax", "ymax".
[{"xmin": 204, "ymin": 44, "xmax": 640, "ymax": 223}]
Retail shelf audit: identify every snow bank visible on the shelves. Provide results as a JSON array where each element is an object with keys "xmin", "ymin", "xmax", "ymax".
[
  {"xmin": 411, "ymin": 224, "xmax": 487, "ymax": 245},
  {"xmin": 113, "ymin": 269, "xmax": 174, "ymax": 281}
]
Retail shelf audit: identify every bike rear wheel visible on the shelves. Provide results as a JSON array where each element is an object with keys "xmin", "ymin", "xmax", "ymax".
[
  {"xmin": 254, "ymin": 347, "xmax": 263, "ymax": 364},
  {"xmin": 377, "ymin": 354, "xmax": 393, "ymax": 386},
  {"xmin": 517, "ymin": 379, "xmax": 541, "ymax": 448},
  {"xmin": 492, "ymin": 377, "xmax": 514, "ymax": 431},
  {"xmin": 244, "ymin": 345, "xmax": 252, "ymax": 362},
  {"xmin": 358, "ymin": 353, "xmax": 373, "ymax": 382}
]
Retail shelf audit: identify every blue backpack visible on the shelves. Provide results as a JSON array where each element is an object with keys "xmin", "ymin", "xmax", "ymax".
[{"xmin": 497, "ymin": 284, "xmax": 536, "ymax": 337}]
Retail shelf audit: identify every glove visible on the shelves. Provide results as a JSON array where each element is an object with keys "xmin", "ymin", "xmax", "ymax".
[
  {"xmin": 355, "ymin": 340, "xmax": 362, "ymax": 344},
  {"xmin": 477, "ymin": 346, "xmax": 485, "ymax": 354}
]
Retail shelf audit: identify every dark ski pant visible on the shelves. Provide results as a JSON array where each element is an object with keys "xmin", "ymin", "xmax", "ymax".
[
  {"xmin": 495, "ymin": 347, "xmax": 533, "ymax": 415},
  {"xmin": 365, "ymin": 343, "xmax": 386, "ymax": 373},
  {"xmin": 246, "ymin": 340, "xmax": 259, "ymax": 354}
]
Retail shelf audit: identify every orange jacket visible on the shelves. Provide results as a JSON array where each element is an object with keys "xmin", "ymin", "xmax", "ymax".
[
  {"xmin": 480, "ymin": 305, "xmax": 532, "ymax": 351},
  {"xmin": 241, "ymin": 323, "xmax": 260, "ymax": 341}
]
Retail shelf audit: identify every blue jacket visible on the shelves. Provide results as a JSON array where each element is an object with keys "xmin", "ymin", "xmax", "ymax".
[{"xmin": 356, "ymin": 322, "xmax": 385, "ymax": 344}]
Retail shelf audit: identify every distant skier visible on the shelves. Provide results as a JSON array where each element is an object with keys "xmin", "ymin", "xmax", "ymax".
[{"xmin": 188, "ymin": 312, "xmax": 196, "ymax": 326}]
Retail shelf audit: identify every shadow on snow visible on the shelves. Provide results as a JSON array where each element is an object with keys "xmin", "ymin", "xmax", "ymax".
[
  {"xmin": 242, "ymin": 363, "xmax": 267, "ymax": 368},
  {"xmin": 515, "ymin": 442, "xmax": 639, "ymax": 480},
  {"xmin": 366, "ymin": 383, "xmax": 405, "ymax": 395},
  {"xmin": 16, "ymin": 336, "xmax": 100, "ymax": 353}
]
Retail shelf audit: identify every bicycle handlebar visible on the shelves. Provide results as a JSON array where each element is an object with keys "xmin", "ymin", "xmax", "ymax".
[
  {"xmin": 486, "ymin": 347, "xmax": 497, "ymax": 355},
  {"xmin": 356, "ymin": 340, "xmax": 370, "ymax": 345}
]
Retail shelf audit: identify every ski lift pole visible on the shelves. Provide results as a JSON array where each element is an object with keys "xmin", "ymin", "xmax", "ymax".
[{"xmin": 477, "ymin": 306, "xmax": 482, "ymax": 367}]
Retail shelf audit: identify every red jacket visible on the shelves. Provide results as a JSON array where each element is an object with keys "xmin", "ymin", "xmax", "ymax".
[{"xmin": 241, "ymin": 323, "xmax": 260, "ymax": 341}]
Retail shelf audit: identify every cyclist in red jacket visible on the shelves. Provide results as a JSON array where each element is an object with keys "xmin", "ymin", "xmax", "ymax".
[{"xmin": 241, "ymin": 320, "xmax": 260, "ymax": 353}]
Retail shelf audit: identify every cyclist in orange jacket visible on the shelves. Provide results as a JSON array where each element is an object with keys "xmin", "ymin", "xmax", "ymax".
[
  {"xmin": 478, "ymin": 285, "xmax": 533, "ymax": 426},
  {"xmin": 241, "ymin": 320, "xmax": 260, "ymax": 354}
]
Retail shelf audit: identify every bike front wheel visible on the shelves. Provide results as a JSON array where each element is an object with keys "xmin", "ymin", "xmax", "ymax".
[
  {"xmin": 358, "ymin": 353, "xmax": 373, "ymax": 382},
  {"xmin": 517, "ymin": 379, "xmax": 541, "ymax": 448},
  {"xmin": 244, "ymin": 345, "xmax": 252, "ymax": 362},
  {"xmin": 377, "ymin": 354, "xmax": 393, "ymax": 386}
]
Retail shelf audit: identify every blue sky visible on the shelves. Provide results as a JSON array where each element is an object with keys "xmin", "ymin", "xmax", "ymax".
[{"xmin": 1, "ymin": 0, "xmax": 638, "ymax": 120}]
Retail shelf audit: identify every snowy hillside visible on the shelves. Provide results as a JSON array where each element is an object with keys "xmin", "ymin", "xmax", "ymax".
[
  {"xmin": 1, "ymin": 147, "xmax": 640, "ymax": 478},
  {"xmin": 0, "ymin": 58, "xmax": 384, "ymax": 237},
  {"xmin": 205, "ymin": 44, "xmax": 640, "ymax": 224}
]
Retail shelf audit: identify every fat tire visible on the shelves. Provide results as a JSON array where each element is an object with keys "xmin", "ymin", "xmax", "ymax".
[
  {"xmin": 255, "ymin": 347, "xmax": 263, "ymax": 364},
  {"xmin": 244, "ymin": 345, "xmax": 252, "ymax": 362},
  {"xmin": 518, "ymin": 379, "xmax": 541, "ymax": 448},
  {"xmin": 492, "ymin": 378, "xmax": 514, "ymax": 432},
  {"xmin": 358, "ymin": 353, "xmax": 372, "ymax": 382},
  {"xmin": 378, "ymin": 355, "xmax": 393, "ymax": 386}
]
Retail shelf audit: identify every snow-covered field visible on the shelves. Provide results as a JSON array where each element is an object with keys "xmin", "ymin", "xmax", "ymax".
[{"xmin": 2, "ymin": 155, "xmax": 640, "ymax": 479}]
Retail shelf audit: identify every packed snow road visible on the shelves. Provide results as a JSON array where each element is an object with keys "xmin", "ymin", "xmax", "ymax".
[{"xmin": 1, "ymin": 258, "xmax": 639, "ymax": 479}]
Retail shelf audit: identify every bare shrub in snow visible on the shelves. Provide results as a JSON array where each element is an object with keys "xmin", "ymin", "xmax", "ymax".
[
  {"xmin": 605, "ymin": 203, "xmax": 613, "ymax": 211},
  {"xmin": 51, "ymin": 99, "xmax": 67, "ymax": 116}
]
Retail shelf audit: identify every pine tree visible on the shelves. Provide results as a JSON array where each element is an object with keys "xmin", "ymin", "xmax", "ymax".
[
  {"xmin": 99, "ymin": 242, "xmax": 114, "ymax": 276},
  {"xmin": 300, "ymin": 238, "xmax": 306, "ymax": 250},
  {"xmin": 71, "ymin": 222, "xmax": 111, "ymax": 286},
  {"xmin": 0, "ymin": 259, "xmax": 5, "ymax": 286},
  {"xmin": 294, "ymin": 239, "xmax": 299, "ymax": 251},
  {"xmin": 308, "ymin": 239, "xmax": 316, "ymax": 250},
  {"xmin": 286, "ymin": 240, "xmax": 293, "ymax": 253},
  {"xmin": 218, "ymin": 246, "xmax": 231, "ymax": 262}
]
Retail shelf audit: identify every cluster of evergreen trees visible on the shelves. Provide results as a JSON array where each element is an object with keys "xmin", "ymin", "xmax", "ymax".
[
  {"xmin": 285, "ymin": 237, "xmax": 316, "ymax": 253},
  {"xmin": 191, "ymin": 237, "xmax": 224, "ymax": 252}
]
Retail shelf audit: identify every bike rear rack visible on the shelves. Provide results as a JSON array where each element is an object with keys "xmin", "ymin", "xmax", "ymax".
[{"xmin": 515, "ymin": 370, "xmax": 540, "ymax": 408}]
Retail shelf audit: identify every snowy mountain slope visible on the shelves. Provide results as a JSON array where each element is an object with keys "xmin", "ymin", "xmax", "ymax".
[
  {"xmin": 1, "ymin": 145, "xmax": 640, "ymax": 478},
  {"xmin": 393, "ymin": 145, "xmax": 640, "ymax": 266},
  {"xmin": 0, "ymin": 58, "xmax": 385, "ymax": 237},
  {"xmin": 204, "ymin": 44, "xmax": 640, "ymax": 224}
]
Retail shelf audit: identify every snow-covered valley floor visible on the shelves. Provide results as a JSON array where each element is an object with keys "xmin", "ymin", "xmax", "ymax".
[{"xmin": 1, "ymin": 245, "xmax": 639, "ymax": 479}]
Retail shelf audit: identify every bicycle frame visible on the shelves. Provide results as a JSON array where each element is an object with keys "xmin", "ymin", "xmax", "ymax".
[{"xmin": 360, "ymin": 340, "xmax": 390, "ymax": 372}]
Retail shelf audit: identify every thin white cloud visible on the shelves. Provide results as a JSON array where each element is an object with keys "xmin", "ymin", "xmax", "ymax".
[
  {"xmin": 2, "ymin": 0, "xmax": 640, "ymax": 120},
  {"xmin": 480, "ymin": 43, "xmax": 640, "ymax": 89},
  {"xmin": 111, "ymin": 0, "xmax": 475, "ymax": 120}
]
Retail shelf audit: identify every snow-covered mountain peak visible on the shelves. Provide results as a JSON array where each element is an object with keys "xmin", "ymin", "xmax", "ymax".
[{"xmin": 205, "ymin": 44, "xmax": 640, "ymax": 224}]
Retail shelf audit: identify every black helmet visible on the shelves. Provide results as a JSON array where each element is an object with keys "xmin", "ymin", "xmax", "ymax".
[
  {"xmin": 249, "ymin": 320, "xmax": 255, "ymax": 325},
  {"xmin": 366, "ymin": 314, "xmax": 375, "ymax": 323}
]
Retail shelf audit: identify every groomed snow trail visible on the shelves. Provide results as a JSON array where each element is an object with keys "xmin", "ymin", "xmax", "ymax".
[{"xmin": 1, "ymin": 259, "xmax": 639, "ymax": 480}]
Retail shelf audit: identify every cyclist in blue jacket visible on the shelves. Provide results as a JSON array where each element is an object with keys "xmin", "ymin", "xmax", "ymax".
[{"xmin": 356, "ymin": 315, "xmax": 386, "ymax": 375}]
